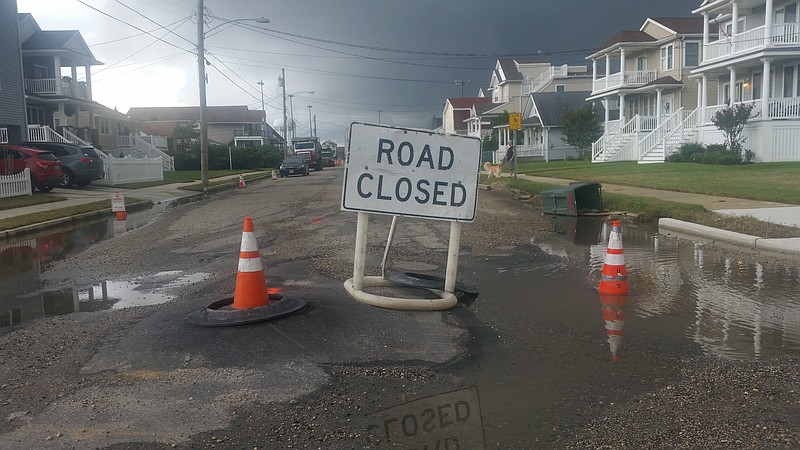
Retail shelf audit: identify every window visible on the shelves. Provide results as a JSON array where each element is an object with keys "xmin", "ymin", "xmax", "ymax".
[
  {"xmin": 684, "ymin": 42, "xmax": 700, "ymax": 67},
  {"xmin": 753, "ymin": 72, "xmax": 762, "ymax": 99},
  {"xmin": 99, "ymin": 118, "xmax": 111, "ymax": 135},
  {"xmin": 636, "ymin": 56, "xmax": 647, "ymax": 71},
  {"xmin": 660, "ymin": 44, "xmax": 674, "ymax": 71},
  {"xmin": 26, "ymin": 106, "xmax": 45, "ymax": 125},
  {"xmin": 724, "ymin": 18, "xmax": 746, "ymax": 36},
  {"xmin": 33, "ymin": 64, "xmax": 49, "ymax": 79},
  {"xmin": 555, "ymin": 84, "xmax": 565, "ymax": 92},
  {"xmin": 784, "ymin": 65, "xmax": 795, "ymax": 97}
]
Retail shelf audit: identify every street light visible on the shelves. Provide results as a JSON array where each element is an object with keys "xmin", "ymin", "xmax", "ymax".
[
  {"xmin": 287, "ymin": 90, "xmax": 314, "ymax": 140},
  {"xmin": 196, "ymin": 0, "xmax": 269, "ymax": 189},
  {"xmin": 307, "ymin": 105, "xmax": 313, "ymax": 137}
]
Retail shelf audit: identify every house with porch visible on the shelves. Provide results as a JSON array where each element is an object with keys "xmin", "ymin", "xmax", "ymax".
[
  {"xmin": 476, "ymin": 58, "xmax": 593, "ymax": 160},
  {"xmin": 442, "ymin": 97, "xmax": 492, "ymax": 135},
  {"xmin": 14, "ymin": 12, "xmax": 172, "ymax": 174},
  {"xmin": 587, "ymin": 16, "xmax": 718, "ymax": 163},
  {"xmin": 691, "ymin": 0, "xmax": 800, "ymax": 162},
  {"xmin": 128, "ymin": 106, "xmax": 282, "ymax": 152},
  {"xmin": 516, "ymin": 91, "xmax": 596, "ymax": 162}
]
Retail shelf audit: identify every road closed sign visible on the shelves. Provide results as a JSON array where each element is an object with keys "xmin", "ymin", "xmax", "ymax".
[{"xmin": 342, "ymin": 123, "xmax": 481, "ymax": 221}]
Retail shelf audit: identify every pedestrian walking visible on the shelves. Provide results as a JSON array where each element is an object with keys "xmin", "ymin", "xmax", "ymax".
[{"xmin": 505, "ymin": 143, "xmax": 516, "ymax": 178}]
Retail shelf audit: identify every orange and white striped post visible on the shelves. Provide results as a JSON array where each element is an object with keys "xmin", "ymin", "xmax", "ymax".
[
  {"xmin": 598, "ymin": 220, "xmax": 628, "ymax": 295},
  {"xmin": 600, "ymin": 293, "xmax": 628, "ymax": 362},
  {"xmin": 238, "ymin": 174, "xmax": 246, "ymax": 189},
  {"xmin": 232, "ymin": 217, "xmax": 269, "ymax": 309}
]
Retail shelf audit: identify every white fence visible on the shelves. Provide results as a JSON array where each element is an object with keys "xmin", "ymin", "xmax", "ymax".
[
  {"xmin": 0, "ymin": 168, "xmax": 33, "ymax": 198},
  {"xmin": 94, "ymin": 156, "xmax": 164, "ymax": 186}
]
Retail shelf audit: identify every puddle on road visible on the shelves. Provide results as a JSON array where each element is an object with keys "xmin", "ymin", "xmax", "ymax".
[
  {"xmin": 0, "ymin": 204, "xmax": 210, "ymax": 330},
  {"xmin": 525, "ymin": 216, "xmax": 800, "ymax": 360}
]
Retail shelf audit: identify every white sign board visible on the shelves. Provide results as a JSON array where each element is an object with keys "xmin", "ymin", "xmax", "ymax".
[
  {"xmin": 111, "ymin": 192, "xmax": 126, "ymax": 212},
  {"xmin": 342, "ymin": 123, "xmax": 481, "ymax": 221}
]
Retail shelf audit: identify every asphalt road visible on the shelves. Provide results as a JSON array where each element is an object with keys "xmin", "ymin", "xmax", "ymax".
[{"xmin": 1, "ymin": 167, "xmax": 798, "ymax": 449}]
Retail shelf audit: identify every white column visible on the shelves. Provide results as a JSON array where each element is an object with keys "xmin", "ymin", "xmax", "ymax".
[
  {"xmin": 619, "ymin": 94, "xmax": 626, "ymax": 124},
  {"xmin": 697, "ymin": 79, "xmax": 703, "ymax": 108},
  {"xmin": 732, "ymin": 1, "xmax": 739, "ymax": 39},
  {"xmin": 702, "ymin": 75, "xmax": 708, "ymax": 109},
  {"xmin": 703, "ymin": 12, "xmax": 710, "ymax": 47},
  {"xmin": 762, "ymin": 58, "xmax": 772, "ymax": 116},
  {"xmin": 656, "ymin": 89, "xmax": 663, "ymax": 123},
  {"xmin": 765, "ymin": 0, "xmax": 774, "ymax": 42},
  {"xmin": 592, "ymin": 59, "xmax": 597, "ymax": 92},
  {"xmin": 85, "ymin": 65, "xmax": 93, "ymax": 100},
  {"xmin": 605, "ymin": 54, "xmax": 611, "ymax": 89},
  {"xmin": 620, "ymin": 48, "xmax": 627, "ymax": 85},
  {"xmin": 729, "ymin": 67, "xmax": 737, "ymax": 103},
  {"xmin": 604, "ymin": 98, "xmax": 610, "ymax": 130}
]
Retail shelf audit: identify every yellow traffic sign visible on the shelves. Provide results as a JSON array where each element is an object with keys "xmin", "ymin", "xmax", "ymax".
[{"xmin": 509, "ymin": 113, "xmax": 522, "ymax": 130}]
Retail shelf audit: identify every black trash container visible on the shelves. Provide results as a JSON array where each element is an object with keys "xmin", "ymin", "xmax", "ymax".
[{"xmin": 540, "ymin": 181, "xmax": 603, "ymax": 216}]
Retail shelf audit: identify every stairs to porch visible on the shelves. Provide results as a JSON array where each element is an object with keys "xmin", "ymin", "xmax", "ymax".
[{"xmin": 592, "ymin": 108, "xmax": 701, "ymax": 163}]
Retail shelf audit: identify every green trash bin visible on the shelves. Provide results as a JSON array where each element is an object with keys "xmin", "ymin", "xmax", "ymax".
[{"xmin": 540, "ymin": 181, "xmax": 603, "ymax": 216}]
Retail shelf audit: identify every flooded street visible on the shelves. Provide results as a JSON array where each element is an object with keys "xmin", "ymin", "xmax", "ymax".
[{"xmin": 1, "ymin": 173, "xmax": 798, "ymax": 448}]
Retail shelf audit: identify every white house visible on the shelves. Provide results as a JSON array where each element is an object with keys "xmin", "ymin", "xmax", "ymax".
[{"xmin": 691, "ymin": 0, "xmax": 800, "ymax": 162}]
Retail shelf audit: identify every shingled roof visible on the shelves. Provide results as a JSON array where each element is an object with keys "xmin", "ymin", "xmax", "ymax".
[
  {"xmin": 21, "ymin": 29, "xmax": 102, "ymax": 65},
  {"xmin": 529, "ymin": 91, "xmax": 593, "ymax": 127},
  {"xmin": 649, "ymin": 17, "xmax": 705, "ymax": 34},
  {"xmin": 600, "ymin": 30, "xmax": 656, "ymax": 49}
]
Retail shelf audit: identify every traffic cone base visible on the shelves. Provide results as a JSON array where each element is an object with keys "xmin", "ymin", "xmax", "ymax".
[{"xmin": 184, "ymin": 217, "xmax": 307, "ymax": 327}]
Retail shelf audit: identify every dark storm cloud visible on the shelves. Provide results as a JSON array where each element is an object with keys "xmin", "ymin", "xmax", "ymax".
[{"xmin": 17, "ymin": 0, "xmax": 701, "ymax": 142}]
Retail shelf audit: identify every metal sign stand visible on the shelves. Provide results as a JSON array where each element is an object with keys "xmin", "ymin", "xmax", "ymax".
[{"xmin": 343, "ymin": 211, "xmax": 460, "ymax": 311}]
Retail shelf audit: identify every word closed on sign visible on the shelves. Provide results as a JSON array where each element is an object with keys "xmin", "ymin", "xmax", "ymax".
[
  {"xmin": 363, "ymin": 386, "xmax": 486, "ymax": 449},
  {"xmin": 342, "ymin": 123, "xmax": 481, "ymax": 221}
]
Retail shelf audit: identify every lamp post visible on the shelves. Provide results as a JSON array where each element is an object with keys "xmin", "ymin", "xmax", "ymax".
[
  {"xmin": 287, "ymin": 90, "xmax": 314, "ymax": 140},
  {"xmin": 196, "ymin": 0, "xmax": 268, "ymax": 188},
  {"xmin": 307, "ymin": 105, "xmax": 313, "ymax": 137}
]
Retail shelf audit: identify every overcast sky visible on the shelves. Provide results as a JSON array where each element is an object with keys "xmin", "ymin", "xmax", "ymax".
[{"xmin": 16, "ymin": 0, "xmax": 699, "ymax": 143}]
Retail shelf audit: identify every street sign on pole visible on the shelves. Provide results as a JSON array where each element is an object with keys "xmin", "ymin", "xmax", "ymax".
[{"xmin": 509, "ymin": 113, "xmax": 522, "ymax": 130}]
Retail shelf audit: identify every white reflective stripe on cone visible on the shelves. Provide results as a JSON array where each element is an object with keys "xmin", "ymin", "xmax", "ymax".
[
  {"xmin": 238, "ymin": 257, "xmax": 263, "ymax": 273},
  {"xmin": 240, "ymin": 232, "xmax": 259, "ymax": 252},
  {"xmin": 604, "ymin": 254, "xmax": 626, "ymax": 266}
]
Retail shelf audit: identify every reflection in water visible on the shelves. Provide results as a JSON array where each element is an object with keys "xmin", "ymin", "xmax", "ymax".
[
  {"xmin": 561, "ymin": 218, "xmax": 800, "ymax": 360},
  {"xmin": 0, "ymin": 204, "xmax": 193, "ymax": 330},
  {"xmin": 599, "ymin": 293, "xmax": 628, "ymax": 362}
]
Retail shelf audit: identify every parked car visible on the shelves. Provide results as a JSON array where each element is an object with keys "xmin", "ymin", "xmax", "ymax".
[
  {"xmin": 0, "ymin": 144, "xmax": 64, "ymax": 192},
  {"xmin": 21, "ymin": 141, "xmax": 105, "ymax": 187},
  {"xmin": 279, "ymin": 156, "xmax": 309, "ymax": 177}
]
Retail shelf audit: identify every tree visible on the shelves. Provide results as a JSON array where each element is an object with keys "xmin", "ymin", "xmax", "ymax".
[
  {"xmin": 174, "ymin": 120, "xmax": 199, "ymax": 154},
  {"xmin": 711, "ymin": 102, "xmax": 756, "ymax": 159},
  {"xmin": 561, "ymin": 103, "xmax": 603, "ymax": 160}
]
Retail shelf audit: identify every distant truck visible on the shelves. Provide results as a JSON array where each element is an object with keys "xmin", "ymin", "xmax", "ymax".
[
  {"xmin": 292, "ymin": 137, "xmax": 323, "ymax": 171},
  {"xmin": 320, "ymin": 141, "xmax": 337, "ymax": 167}
]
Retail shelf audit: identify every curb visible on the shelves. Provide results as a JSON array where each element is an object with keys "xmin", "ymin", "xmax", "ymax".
[{"xmin": 659, "ymin": 218, "xmax": 800, "ymax": 256}]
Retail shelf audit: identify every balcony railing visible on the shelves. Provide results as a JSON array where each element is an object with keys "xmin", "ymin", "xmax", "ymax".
[
  {"xmin": 24, "ymin": 78, "xmax": 89, "ymax": 100},
  {"xmin": 592, "ymin": 70, "xmax": 659, "ymax": 93},
  {"xmin": 704, "ymin": 23, "xmax": 800, "ymax": 63}
]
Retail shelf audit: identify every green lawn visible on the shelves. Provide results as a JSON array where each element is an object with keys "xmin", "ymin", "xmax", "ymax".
[{"xmin": 517, "ymin": 160, "xmax": 800, "ymax": 204}]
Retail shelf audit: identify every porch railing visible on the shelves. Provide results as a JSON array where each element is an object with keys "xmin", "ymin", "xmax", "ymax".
[
  {"xmin": 27, "ymin": 124, "xmax": 70, "ymax": 143},
  {"xmin": 592, "ymin": 70, "xmax": 659, "ymax": 92},
  {"xmin": 24, "ymin": 78, "xmax": 89, "ymax": 99},
  {"xmin": 704, "ymin": 23, "xmax": 800, "ymax": 63},
  {"xmin": 118, "ymin": 135, "xmax": 174, "ymax": 171}
]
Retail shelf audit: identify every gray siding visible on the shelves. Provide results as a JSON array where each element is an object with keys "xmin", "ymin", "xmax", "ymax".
[{"xmin": 0, "ymin": 1, "xmax": 28, "ymax": 141}]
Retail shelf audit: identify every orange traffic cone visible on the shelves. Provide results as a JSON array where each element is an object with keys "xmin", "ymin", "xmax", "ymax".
[
  {"xmin": 271, "ymin": 169, "xmax": 278, "ymax": 180},
  {"xmin": 598, "ymin": 220, "xmax": 628, "ymax": 295},
  {"xmin": 600, "ymin": 293, "xmax": 628, "ymax": 362},
  {"xmin": 238, "ymin": 174, "xmax": 246, "ymax": 189},
  {"xmin": 232, "ymin": 217, "xmax": 269, "ymax": 309}
]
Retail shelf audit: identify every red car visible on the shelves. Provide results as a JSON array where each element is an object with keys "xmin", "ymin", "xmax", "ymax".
[{"xmin": 0, "ymin": 144, "xmax": 64, "ymax": 192}]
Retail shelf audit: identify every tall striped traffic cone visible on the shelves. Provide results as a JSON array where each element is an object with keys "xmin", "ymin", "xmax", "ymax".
[
  {"xmin": 232, "ymin": 217, "xmax": 270, "ymax": 309},
  {"xmin": 238, "ymin": 174, "xmax": 246, "ymax": 189},
  {"xmin": 598, "ymin": 220, "xmax": 628, "ymax": 295}
]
